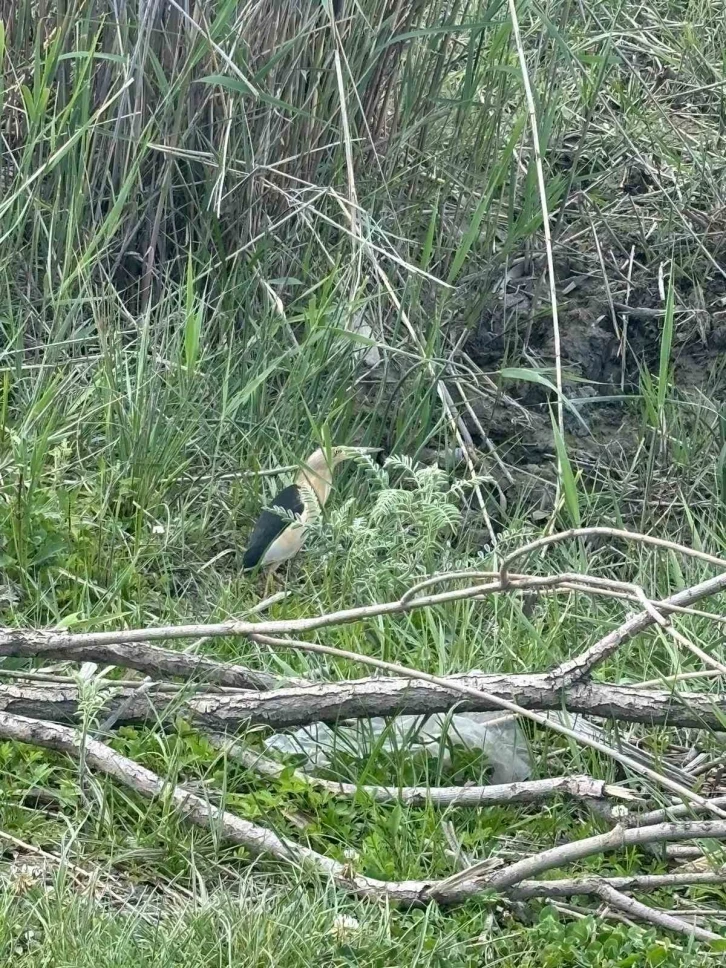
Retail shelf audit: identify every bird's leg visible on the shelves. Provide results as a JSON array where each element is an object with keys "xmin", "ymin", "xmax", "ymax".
[
  {"xmin": 263, "ymin": 564, "xmax": 281, "ymax": 597},
  {"xmin": 265, "ymin": 560, "xmax": 298, "ymax": 594},
  {"xmin": 285, "ymin": 559, "xmax": 297, "ymax": 586}
]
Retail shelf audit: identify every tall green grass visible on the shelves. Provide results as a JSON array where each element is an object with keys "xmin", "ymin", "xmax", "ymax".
[{"xmin": 2, "ymin": 0, "xmax": 724, "ymax": 477}]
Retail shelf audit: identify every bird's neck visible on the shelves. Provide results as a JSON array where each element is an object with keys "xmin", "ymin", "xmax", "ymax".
[{"xmin": 296, "ymin": 466, "xmax": 333, "ymax": 508}]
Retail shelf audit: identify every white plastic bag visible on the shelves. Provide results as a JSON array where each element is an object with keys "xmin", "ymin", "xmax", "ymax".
[{"xmin": 264, "ymin": 711, "xmax": 531, "ymax": 785}]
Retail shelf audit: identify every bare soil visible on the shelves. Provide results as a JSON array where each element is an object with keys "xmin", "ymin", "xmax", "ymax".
[{"xmin": 459, "ymin": 253, "xmax": 726, "ymax": 524}]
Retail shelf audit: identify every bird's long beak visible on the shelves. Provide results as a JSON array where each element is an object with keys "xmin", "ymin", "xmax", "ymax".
[
  {"xmin": 341, "ymin": 447, "xmax": 382, "ymax": 457},
  {"xmin": 329, "ymin": 445, "xmax": 382, "ymax": 465}
]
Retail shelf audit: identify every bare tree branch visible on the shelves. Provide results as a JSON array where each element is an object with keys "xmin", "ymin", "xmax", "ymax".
[
  {"xmin": 0, "ymin": 635, "xmax": 279, "ymax": 690},
  {"xmin": 594, "ymin": 882, "xmax": 720, "ymax": 943},
  {"xmin": 510, "ymin": 872, "xmax": 726, "ymax": 899},
  {"xmin": 247, "ymin": 633, "xmax": 725, "ymax": 817},
  {"xmin": 0, "ymin": 710, "xmax": 403, "ymax": 900},
  {"xmin": 2, "ymin": 708, "xmax": 726, "ymax": 917},
  {"xmin": 2, "ymin": 566, "xmax": 725, "ymax": 670},
  {"xmin": 515, "ymin": 877, "xmax": 726, "ymax": 940},
  {"xmin": 1, "ymin": 673, "xmax": 725, "ymax": 732},
  {"xmin": 550, "ymin": 569, "xmax": 726, "ymax": 686},
  {"xmin": 630, "ymin": 796, "xmax": 726, "ymax": 827},
  {"xmin": 499, "ymin": 526, "xmax": 726, "ymax": 585},
  {"xmin": 210, "ymin": 735, "xmax": 636, "ymax": 807},
  {"xmin": 442, "ymin": 820, "xmax": 726, "ymax": 894}
]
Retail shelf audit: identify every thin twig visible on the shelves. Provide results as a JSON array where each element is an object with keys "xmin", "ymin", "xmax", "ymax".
[
  {"xmin": 500, "ymin": 526, "xmax": 726, "ymax": 586},
  {"xmin": 639, "ymin": 598, "xmax": 726, "ymax": 678},
  {"xmin": 630, "ymin": 668, "xmax": 724, "ymax": 689},
  {"xmin": 661, "ymin": 624, "xmax": 726, "ymax": 677},
  {"xmin": 400, "ymin": 569, "xmax": 647, "ymax": 607},
  {"xmin": 550, "ymin": 570, "xmax": 726, "ymax": 685}
]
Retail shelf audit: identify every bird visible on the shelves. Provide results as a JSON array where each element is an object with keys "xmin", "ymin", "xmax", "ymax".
[{"xmin": 242, "ymin": 446, "xmax": 380, "ymax": 575}]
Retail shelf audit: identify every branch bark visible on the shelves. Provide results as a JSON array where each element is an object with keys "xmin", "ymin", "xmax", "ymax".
[
  {"xmin": 0, "ymin": 632, "xmax": 278, "ymax": 690},
  {"xmin": 1, "ymin": 673, "xmax": 725, "ymax": 731},
  {"xmin": 2, "ymin": 708, "xmax": 726, "ymax": 919}
]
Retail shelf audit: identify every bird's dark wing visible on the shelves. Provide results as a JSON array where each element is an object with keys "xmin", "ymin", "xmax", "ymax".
[{"xmin": 242, "ymin": 484, "xmax": 305, "ymax": 570}]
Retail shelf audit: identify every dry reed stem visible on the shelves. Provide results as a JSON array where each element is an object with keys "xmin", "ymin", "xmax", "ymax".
[{"xmin": 506, "ymin": 0, "xmax": 564, "ymax": 444}]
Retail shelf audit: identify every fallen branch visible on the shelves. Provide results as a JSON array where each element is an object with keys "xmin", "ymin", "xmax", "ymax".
[
  {"xmin": 2, "ymin": 673, "xmax": 725, "ymax": 731},
  {"xmin": 499, "ymin": 526, "xmax": 726, "ymax": 585},
  {"xmin": 551, "ymin": 569, "xmax": 726, "ymax": 686},
  {"xmin": 443, "ymin": 819, "xmax": 726, "ymax": 895},
  {"xmin": 3, "ymin": 565, "xmax": 725, "ymax": 668},
  {"xmin": 632, "ymin": 795, "xmax": 726, "ymax": 827},
  {"xmin": 248, "ymin": 633, "xmax": 723, "ymax": 817},
  {"xmin": 594, "ymin": 882, "xmax": 719, "ymax": 943},
  {"xmin": 0, "ymin": 634, "xmax": 278, "ymax": 691},
  {"xmin": 0, "ymin": 710, "xmax": 399, "ymax": 900},
  {"xmin": 2, "ymin": 708, "xmax": 726, "ymax": 916},
  {"xmin": 1, "ymin": 659, "xmax": 721, "ymax": 818},
  {"xmin": 510, "ymin": 871, "xmax": 726, "ymax": 899},
  {"xmin": 210, "ymin": 735, "xmax": 636, "ymax": 807}
]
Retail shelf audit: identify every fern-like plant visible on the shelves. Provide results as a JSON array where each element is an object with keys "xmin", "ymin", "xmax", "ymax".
[{"xmin": 305, "ymin": 454, "xmax": 479, "ymax": 600}]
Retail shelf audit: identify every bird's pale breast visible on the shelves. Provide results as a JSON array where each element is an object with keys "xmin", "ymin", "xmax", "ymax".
[{"xmin": 259, "ymin": 518, "xmax": 308, "ymax": 567}]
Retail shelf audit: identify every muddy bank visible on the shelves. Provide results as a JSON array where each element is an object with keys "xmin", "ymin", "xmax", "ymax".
[{"xmin": 455, "ymin": 255, "xmax": 726, "ymax": 523}]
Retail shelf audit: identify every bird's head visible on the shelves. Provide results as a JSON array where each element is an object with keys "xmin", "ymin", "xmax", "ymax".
[
  {"xmin": 296, "ymin": 446, "xmax": 381, "ymax": 504},
  {"xmin": 305, "ymin": 445, "xmax": 380, "ymax": 472},
  {"xmin": 331, "ymin": 445, "xmax": 382, "ymax": 466}
]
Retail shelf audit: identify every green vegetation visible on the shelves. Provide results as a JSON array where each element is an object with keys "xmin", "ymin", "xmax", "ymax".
[
  {"xmin": 0, "ymin": 877, "xmax": 713, "ymax": 966},
  {"xmin": 3, "ymin": 0, "xmax": 726, "ymax": 963}
]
